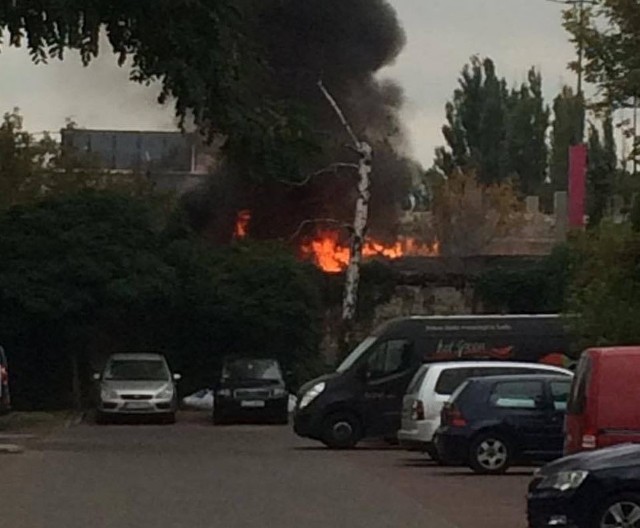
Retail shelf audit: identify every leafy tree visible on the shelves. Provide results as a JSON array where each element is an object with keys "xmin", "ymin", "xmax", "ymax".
[
  {"xmin": 549, "ymin": 87, "xmax": 585, "ymax": 193},
  {"xmin": 586, "ymin": 112, "xmax": 616, "ymax": 227},
  {"xmin": 563, "ymin": 1, "xmax": 640, "ymax": 109},
  {"xmin": 0, "ymin": 192, "xmax": 323, "ymax": 409},
  {"xmin": 0, "ymin": 109, "xmax": 154, "ymax": 210},
  {"xmin": 567, "ymin": 222, "xmax": 640, "ymax": 350},
  {"xmin": 435, "ymin": 58, "xmax": 549, "ymax": 194},
  {"xmin": 475, "ymin": 245, "xmax": 572, "ymax": 314},
  {"xmin": 435, "ymin": 57, "xmax": 508, "ymax": 184},
  {"xmin": 503, "ymin": 69, "xmax": 550, "ymax": 197},
  {"xmin": 431, "ymin": 168, "xmax": 523, "ymax": 257}
]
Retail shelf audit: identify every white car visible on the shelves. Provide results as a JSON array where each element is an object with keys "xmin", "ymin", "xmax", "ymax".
[{"xmin": 397, "ymin": 361, "xmax": 572, "ymax": 459}]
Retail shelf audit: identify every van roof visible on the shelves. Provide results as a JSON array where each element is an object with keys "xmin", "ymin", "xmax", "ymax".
[
  {"xmin": 421, "ymin": 360, "xmax": 571, "ymax": 372},
  {"xmin": 468, "ymin": 373, "xmax": 571, "ymax": 384},
  {"xmin": 107, "ymin": 353, "xmax": 166, "ymax": 361},
  {"xmin": 586, "ymin": 347, "xmax": 640, "ymax": 357}
]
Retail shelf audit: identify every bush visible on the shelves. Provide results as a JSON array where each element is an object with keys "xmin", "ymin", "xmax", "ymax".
[{"xmin": 0, "ymin": 192, "xmax": 323, "ymax": 408}]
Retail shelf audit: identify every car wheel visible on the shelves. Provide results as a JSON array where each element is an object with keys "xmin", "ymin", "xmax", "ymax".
[
  {"xmin": 321, "ymin": 412, "xmax": 362, "ymax": 449},
  {"xmin": 595, "ymin": 493, "xmax": 640, "ymax": 528},
  {"xmin": 469, "ymin": 432, "xmax": 512, "ymax": 474},
  {"xmin": 95, "ymin": 411, "xmax": 109, "ymax": 425}
]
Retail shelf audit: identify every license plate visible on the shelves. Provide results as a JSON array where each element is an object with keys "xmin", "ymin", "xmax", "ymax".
[
  {"xmin": 240, "ymin": 400, "xmax": 265, "ymax": 408},
  {"xmin": 124, "ymin": 402, "xmax": 150, "ymax": 410}
]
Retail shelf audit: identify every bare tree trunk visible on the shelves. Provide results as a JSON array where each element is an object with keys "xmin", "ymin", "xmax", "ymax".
[
  {"xmin": 342, "ymin": 142, "xmax": 372, "ymax": 322},
  {"xmin": 317, "ymin": 81, "xmax": 374, "ymax": 328}
]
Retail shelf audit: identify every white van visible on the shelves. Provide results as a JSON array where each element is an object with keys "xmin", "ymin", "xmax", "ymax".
[{"xmin": 397, "ymin": 361, "xmax": 572, "ymax": 459}]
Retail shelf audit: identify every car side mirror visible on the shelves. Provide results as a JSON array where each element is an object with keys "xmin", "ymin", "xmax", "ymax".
[
  {"xmin": 92, "ymin": 372, "xmax": 101, "ymax": 381},
  {"xmin": 173, "ymin": 373, "xmax": 182, "ymax": 381}
]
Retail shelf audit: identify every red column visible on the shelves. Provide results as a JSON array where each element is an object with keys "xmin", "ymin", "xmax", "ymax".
[{"xmin": 568, "ymin": 144, "xmax": 587, "ymax": 229}]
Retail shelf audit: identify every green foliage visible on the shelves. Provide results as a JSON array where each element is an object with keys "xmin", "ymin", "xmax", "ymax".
[
  {"xmin": 435, "ymin": 57, "xmax": 549, "ymax": 195},
  {"xmin": 475, "ymin": 246, "xmax": 572, "ymax": 314},
  {"xmin": 0, "ymin": 192, "xmax": 323, "ymax": 408},
  {"xmin": 567, "ymin": 223, "xmax": 640, "ymax": 350},
  {"xmin": 0, "ymin": 109, "xmax": 155, "ymax": 211},
  {"xmin": 587, "ymin": 113, "xmax": 617, "ymax": 227},
  {"xmin": 563, "ymin": 1, "xmax": 640, "ymax": 107},
  {"xmin": 549, "ymin": 87, "xmax": 585, "ymax": 193}
]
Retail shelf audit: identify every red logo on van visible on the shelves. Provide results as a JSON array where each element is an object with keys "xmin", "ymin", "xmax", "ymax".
[{"xmin": 432, "ymin": 340, "xmax": 514, "ymax": 360}]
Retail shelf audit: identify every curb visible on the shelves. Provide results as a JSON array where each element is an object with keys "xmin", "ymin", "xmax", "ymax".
[{"xmin": 0, "ymin": 443, "xmax": 24, "ymax": 454}]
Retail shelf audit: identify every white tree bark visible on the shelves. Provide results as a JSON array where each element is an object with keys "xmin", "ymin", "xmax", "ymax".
[
  {"xmin": 341, "ymin": 141, "xmax": 372, "ymax": 322},
  {"xmin": 318, "ymin": 81, "xmax": 373, "ymax": 323}
]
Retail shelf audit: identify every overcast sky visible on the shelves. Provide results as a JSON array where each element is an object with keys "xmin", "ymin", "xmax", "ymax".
[{"xmin": 0, "ymin": 0, "xmax": 575, "ymax": 167}]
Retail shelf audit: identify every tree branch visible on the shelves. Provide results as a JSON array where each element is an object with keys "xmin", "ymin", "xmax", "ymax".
[
  {"xmin": 318, "ymin": 80, "xmax": 360, "ymax": 147},
  {"xmin": 274, "ymin": 162, "xmax": 358, "ymax": 187},
  {"xmin": 287, "ymin": 218, "xmax": 352, "ymax": 242}
]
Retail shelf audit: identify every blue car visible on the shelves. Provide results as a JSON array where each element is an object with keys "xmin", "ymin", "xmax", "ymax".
[{"xmin": 435, "ymin": 373, "xmax": 572, "ymax": 474}]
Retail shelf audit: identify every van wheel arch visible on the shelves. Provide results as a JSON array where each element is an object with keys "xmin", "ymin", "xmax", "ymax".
[{"xmin": 321, "ymin": 410, "xmax": 363, "ymax": 449}]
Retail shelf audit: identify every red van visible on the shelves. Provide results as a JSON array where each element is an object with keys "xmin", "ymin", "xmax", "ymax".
[{"xmin": 565, "ymin": 347, "xmax": 640, "ymax": 455}]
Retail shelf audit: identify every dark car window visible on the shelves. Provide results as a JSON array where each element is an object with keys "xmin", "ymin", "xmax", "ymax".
[
  {"xmin": 567, "ymin": 354, "xmax": 592, "ymax": 415},
  {"xmin": 104, "ymin": 360, "xmax": 170, "ymax": 381},
  {"xmin": 435, "ymin": 368, "xmax": 476, "ymax": 395},
  {"xmin": 367, "ymin": 339, "xmax": 413, "ymax": 379},
  {"xmin": 550, "ymin": 381, "xmax": 571, "ymax": 411},
  {"xmin": 222, "ymin": 359, "xmax": 282, "ymax": 381},
  {"xmin": 490, "ymin": 381, "xmax": 544, "ymax": 409}
]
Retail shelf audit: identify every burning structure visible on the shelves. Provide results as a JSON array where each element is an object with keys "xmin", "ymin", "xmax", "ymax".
[{"xmin": 184, "ymin": 0, "xmax": 428, "ymax": 269}]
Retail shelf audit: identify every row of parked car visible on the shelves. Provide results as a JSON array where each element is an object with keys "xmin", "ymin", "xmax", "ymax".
[
  {"xmin": 93, "ymin": 353, "xmax": 291, "ymax": 425},
  {"xmin": 292, "ymin": 333, "xmax": 640, "ymax": 528}
]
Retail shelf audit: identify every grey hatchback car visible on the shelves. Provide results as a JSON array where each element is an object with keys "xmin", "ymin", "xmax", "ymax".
[{"xmin": 95, "ymin": 353, "xmax": 180, "ymax": 423}]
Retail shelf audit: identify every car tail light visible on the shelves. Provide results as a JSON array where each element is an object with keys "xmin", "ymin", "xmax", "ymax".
[
  {"xmin": 411, "ymin": 400, "xmax": 425, "ymax": 421},
  {"xmin": 441, "ymin": 403, "xmax": 467, "ymax": 428},
  {"xmin": 0, "ymin": 366, "xmax": 7, "ymax": 384}
]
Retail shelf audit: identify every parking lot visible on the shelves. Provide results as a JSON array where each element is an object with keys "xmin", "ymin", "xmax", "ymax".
[{"xmin": 0, "ymin": 411, "xmax": 532, "ymax": 528}]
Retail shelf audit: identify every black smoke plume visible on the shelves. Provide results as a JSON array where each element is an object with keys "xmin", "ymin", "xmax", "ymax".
[{"xmin": 185, "ymin": 0, "xmax": 418, "ymax": 245}]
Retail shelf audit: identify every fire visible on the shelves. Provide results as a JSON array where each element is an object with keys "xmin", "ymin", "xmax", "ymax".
[
  {"xmin": 233, "ymin": 210, "xmax": 251, "ymax": 239},
  {"xmin": 300, "ymin": 229, "xmax": 440, "ymax": 273}
]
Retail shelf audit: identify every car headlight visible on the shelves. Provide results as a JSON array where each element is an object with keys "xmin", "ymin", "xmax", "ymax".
[
  {"xmin": 100, "ymin": 388, "xmax": 118, "ymax": 401},
  {"xmin": 157, "ymin": 386, "xmax": 174, "ymax": 400},
  {"xmin": 272, "ymin": 387, "xmax": 288, "ymax": 398},
  {"xmin": 299, "ymin": 382, "xmax": 325, "ymax": 410},
  {"xmin": 217, "ymin": 389, "xmax": 231, "ymax": 397},
  {"xmin": 538, "ymin": 471, "xmax": 589, "ymax": 492}
]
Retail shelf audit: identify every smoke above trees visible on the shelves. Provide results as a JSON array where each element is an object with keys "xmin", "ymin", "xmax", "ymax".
[{"xmin": 184, "ymin": 0, "xmax": 418, "ymax": 244}]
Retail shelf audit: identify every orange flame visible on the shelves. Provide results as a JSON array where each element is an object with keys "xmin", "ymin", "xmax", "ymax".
[
  {"xmin": 233, "ymin": 210, "xmax": 251, "ymax": 239},
  {"xmin": 300, "ymin": 229, "xmax": 440, "ymax": 273}
]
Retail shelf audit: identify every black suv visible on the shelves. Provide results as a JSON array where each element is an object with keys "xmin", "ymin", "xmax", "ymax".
[
  {"xmin": 213, "ymin": 358, "xmax": 289, "ymax": 425},
  {"xmin": 435, "ymin": 374, "xmax": 572, "ymax": 474}
]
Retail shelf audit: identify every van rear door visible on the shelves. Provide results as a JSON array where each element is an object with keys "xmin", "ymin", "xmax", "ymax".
[
  {"xmin": 596, "ymin": 353, "xmax": 640, "ymax": 448},
  {"xmin": 565, "ymin": 353, "xmax": 593, "ymax": 454}
]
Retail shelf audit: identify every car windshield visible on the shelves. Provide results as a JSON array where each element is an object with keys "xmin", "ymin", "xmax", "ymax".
[
  {"xmin": 104, "ymin": 359, "xmax": 170, "ymax": 381},
  {"xmin": 222, "ymin": 359, "xmax": 282, "ymax": 381},
  {"xmin": 336, "ymin": 337, "xmax": 377, "ymax": 373}
]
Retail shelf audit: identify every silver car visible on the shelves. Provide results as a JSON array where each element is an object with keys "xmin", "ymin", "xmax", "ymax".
[{"xmin": 95, "ymin": 353, "xmax": 180, "ymax": 424}]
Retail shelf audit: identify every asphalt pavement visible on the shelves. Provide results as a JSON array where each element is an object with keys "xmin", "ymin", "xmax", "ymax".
[{"xmin": 0, "ymin": 412, "xmax": 530, "ymax": 528}]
